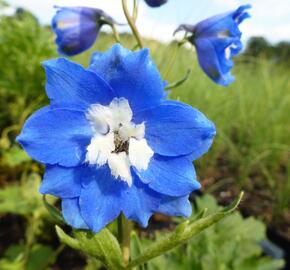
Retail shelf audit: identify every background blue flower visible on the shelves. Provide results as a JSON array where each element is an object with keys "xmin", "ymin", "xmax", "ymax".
[
  {"xmin": 17, "ymin": 44, "xmax": 215, "ymax": 233},
  {"xmin": 144, "ymin": 0, "xmax": 168, "ymax": 8},
  {"xmin": 52, "ymin": 7, "xmax": 114, "ymax": 56},
  {"xmin": 175, "ymin": 5, "xmax": 251, "ymax": 86}
]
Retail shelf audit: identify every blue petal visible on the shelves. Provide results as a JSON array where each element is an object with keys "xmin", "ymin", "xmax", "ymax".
[
  {"xmin": 194, "ymin": 38, "xmax": 235, "ymax": 86},
  {"xmin": 40, "ymin": 166, "xmax": 82, "ymax": 198},
  {"xmin": 136, "ymin": 154, "xmax": 200, "ymax": 197},
  {"xmin": 89, "ymin": 44, "xmax": 165, "ymax": 112},
  {"xmin": 144, "ymin": 0, "xmax": 168, "ymax": 8},
  {"xmin": 79, "ymin": 166, "xmax": 123, "ymax": 233},
  {"xmin": 121, "ymin": 173, "xmax": 160, "ymax": 227},
  {"xmin": 194, "ymin": 5, "xmax": 251, "ymax": 38},
  {"xmin": 43, "ymin": 58, "xmax": 115, "ymax": 110},
  {"xmin": 17, "ymin": 107, "xmax": 92, "ymax": 167},
  {"xmin": 134, "ymin": 100, "xmax": 216, "ymax": 158},
  {"xmin": 62, "ymin": 198, "xmax": 88, "ymax": 229},
  {"xmin": 158, "ymin": 195, "xmax": 192, "ymax": 217},
  {"xmin": 52, "ymin": 7, "xmax": 112, "ymax": 56}
]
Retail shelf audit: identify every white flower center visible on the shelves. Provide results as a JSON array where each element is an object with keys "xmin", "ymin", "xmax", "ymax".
[{"xmin": 85, "ymin": 98, "xmax": 154, "ymax": 186}]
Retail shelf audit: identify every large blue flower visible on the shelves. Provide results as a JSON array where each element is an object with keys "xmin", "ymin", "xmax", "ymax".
[
  {"xmin": 52, "ymin": 6, "xmax": 114, "ymax": 56},
  {"xmin": 144, "ymin": 0, "xmax": 168, "ymax": 8},
  {"xmin": 175, "ymin": 5, "xmax": 251, "ymax": 86},
  {"xmin": 17, "ymin": 44, "xmax": 215, "ymax": 232}
]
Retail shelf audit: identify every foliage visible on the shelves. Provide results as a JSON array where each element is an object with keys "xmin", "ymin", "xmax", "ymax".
[
  {"xmin": 56, "ymin": 192, "xmax": 243, "ymax": 269},
  {"xmin": 0, "ymin": 173, "xmax": 59, "ymax": 269},
  {"xmin": 0, "ymin": 244, "xmax": 55, "ymax": 270},
  {"xmin": 245, "ymin": 37, "xmax": 290, "ymax": 66},
  {"xmin": 0, "ymin": 9, "xmax": 56, "ymax": 132},
  {"xmin": 138, "ymin": 195, "xmax": 285, "ymax": 270}
]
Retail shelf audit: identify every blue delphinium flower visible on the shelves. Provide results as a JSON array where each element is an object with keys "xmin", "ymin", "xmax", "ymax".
[
  {"xmin": 175, "ymin": 5, "xmax": 251, "ymax": 86},
  {"xmin": 144, "ymin": 0, "xmax": 168, "ymax": 8},
  {"xmin": 52, "ymin": 6, "xmax": 114, "ymax": 56},
  {"xmin": 17, "ymin": 44, "xmax": 215, "ymax": 233}
]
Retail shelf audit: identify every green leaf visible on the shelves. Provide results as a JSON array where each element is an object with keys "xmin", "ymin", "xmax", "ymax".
[
  {"xmin": 84, "ymin": 258, "xmax": 104, "ymax": 270},
  {"xmin": 55, "ymin": 226, "xmax": 80, "ymax": 250},
  {"xmin": 153, "ymin": 193, "xmax": 285, "ymax": 270},
  {"xmin": 27, "ymin": 244, "xmax": 55, "ymax": 270},
  {"xmin": 128, "ymin": 192, "xmax": 244, "ymax": 269},
  {"xmin": 56, "ymin": 226, "xmax": 125, "ymax": 270}
]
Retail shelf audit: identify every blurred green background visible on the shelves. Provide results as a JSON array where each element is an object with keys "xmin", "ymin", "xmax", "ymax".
[{"xmin": 0, "ymin": 2, "xmax": 289, "ymax": 270}]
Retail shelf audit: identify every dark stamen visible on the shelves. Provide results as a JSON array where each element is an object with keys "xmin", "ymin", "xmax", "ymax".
[{"xmin": 112, "ymin": 131, "xmax": 129, "ymax": 154}]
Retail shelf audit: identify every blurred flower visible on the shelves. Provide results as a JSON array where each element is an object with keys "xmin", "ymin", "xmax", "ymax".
[
  {"xmin": 144, "ymin": 0, "xmax": 168, "ymax": 8},
  {"xmin": 175, "ymin": 4, "xmax": 251, "ymax": 86},
  {"xmin": 52, "ymin": 6, "xmax": 114, "ymax": 56},
  {"xmin": 17, "ymin": 44, "xmax": 215, "ymax": 233}
]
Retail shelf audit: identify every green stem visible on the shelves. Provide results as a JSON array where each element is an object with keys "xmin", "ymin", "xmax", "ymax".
[
  {"xmin": 118, "ymin": 214, "xmax": 132, "ymax": 264},
  {"xmin": 133, "ymin": 0, "xmax": 138, "ymax": 22},
  {"xmin": 163, "ymin": 43, "xmax": 180, "ymax": 79},
  {"xmin": 110, "ymin": 23, "xmax": 121, "ymax": 44},
  {"xmin": 122, "ymin": 0, "xmax": 144, "ymax": 49},
  {"xmin": 165, "ymin": 69, "xmax": 191, "ymax": 90},
  {"xmin": 163, "ymin": 39, "xmax": 188, "ymax": 80}
]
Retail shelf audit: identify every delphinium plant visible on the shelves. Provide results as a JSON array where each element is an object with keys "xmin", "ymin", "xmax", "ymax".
[{"xmin": 17, "ymin": 1, "xmax": 251, "ymax": 269}]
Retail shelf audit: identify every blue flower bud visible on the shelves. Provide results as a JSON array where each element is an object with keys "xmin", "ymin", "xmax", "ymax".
[
  {"xmin": 175, "ymin": 4, "xmax": 251, "ymax": 86},
  {"xmin": 144, "ymin": 0, "xmax": 168, "ymax": 8},
  {"xmin": 52, "ymin": 6, "xmax": 114, "ymax": 56}
]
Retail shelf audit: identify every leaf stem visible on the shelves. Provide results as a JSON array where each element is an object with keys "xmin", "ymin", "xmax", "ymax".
[{"xmin": 122, "ymin": 0, "xmax": 144, "ymax": 49}]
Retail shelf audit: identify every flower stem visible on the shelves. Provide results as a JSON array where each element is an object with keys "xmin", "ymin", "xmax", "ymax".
[
  {"xmin": 133, "ymin": 0, "xmax": 138, "ymax": 22},
  {"xmin": 163, "ymin": 41, "xmax": 186, "ymax": 80},
  {"xmin": 122, "ymin": 0, "xmax": 144, "ymax": 49},
  {"xmin": 110, "ymin": 23, "xmax": 121, "ymax": 44},
  {"xmin": 118, "ymin": 214, "xmax": 132, "ymax": 264}
]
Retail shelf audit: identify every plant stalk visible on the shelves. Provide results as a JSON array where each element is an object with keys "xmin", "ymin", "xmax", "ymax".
[
  {"xmin": 118, "ymin": 214, "xmax": 132, "ymax": 265},
  {"xmin": 110, "ymin": 23, "xmax": 121, "ymax": 44},
  {"xmin": 122, "ymin": 0, "xmax": 144, "ymax": 49}
]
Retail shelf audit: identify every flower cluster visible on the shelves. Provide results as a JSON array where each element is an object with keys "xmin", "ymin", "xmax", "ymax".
[
  {"xmin": 18, "ymin": 45, "xmax": 215, "ymax": 232},
  {"xmin": 52, "ymin": 4, "xmax": 251, "ymax": 86}
]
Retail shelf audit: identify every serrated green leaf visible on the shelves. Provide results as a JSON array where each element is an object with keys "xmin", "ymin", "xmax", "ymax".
[
  {"xmin": 56, "ymin": 226, "xmax": 125, "ymax": 270},
  {"xmin": 128, "ymin": 192, "xmax": 244, "ymax": 268}
]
